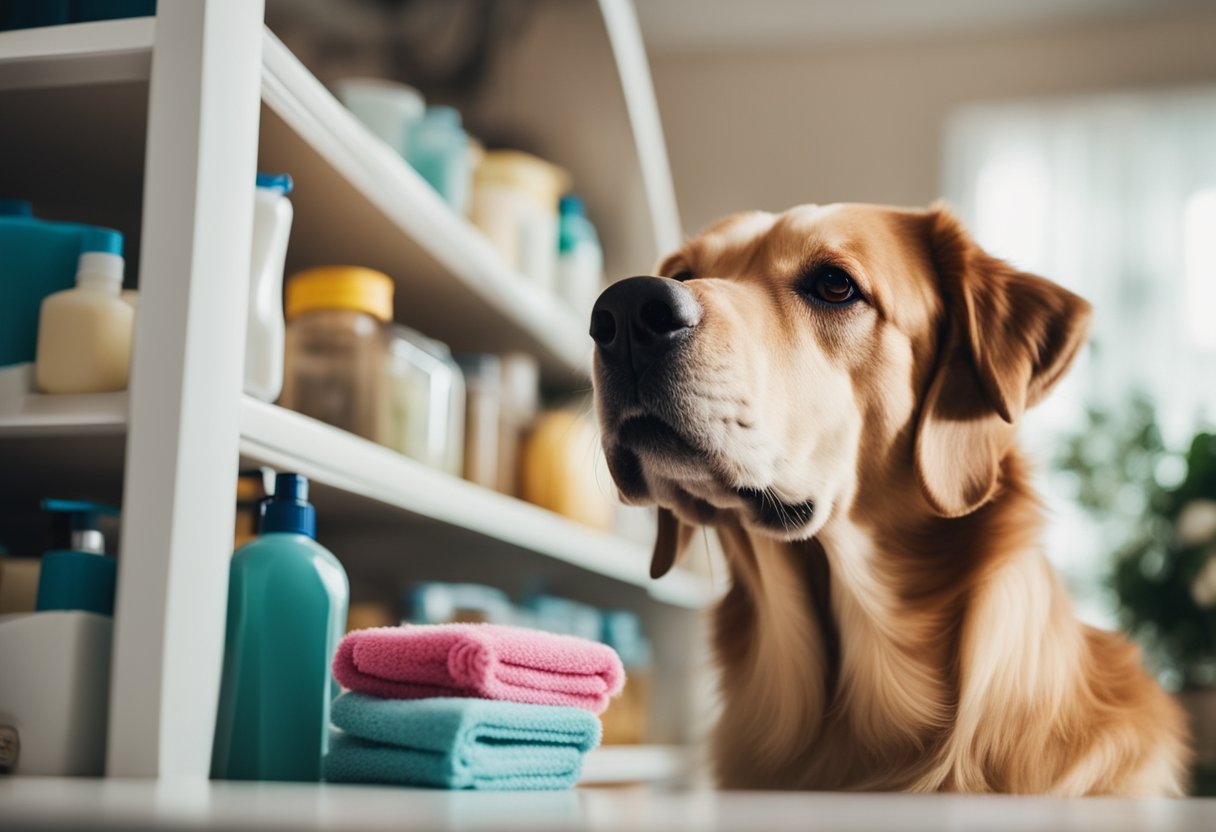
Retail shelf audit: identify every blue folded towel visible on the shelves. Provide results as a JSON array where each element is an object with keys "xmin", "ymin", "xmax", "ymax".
[{"xmin": 323, "ymin": 693, "xmax": 601, "ymax": 790}]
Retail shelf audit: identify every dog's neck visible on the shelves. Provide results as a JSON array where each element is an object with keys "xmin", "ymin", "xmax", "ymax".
[{"xmin": 711, "ymin": 449, "xmax": 1052, "ymax": 788}]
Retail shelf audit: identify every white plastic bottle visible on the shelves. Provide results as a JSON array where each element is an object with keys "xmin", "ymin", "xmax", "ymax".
[
  {"xmin": 246, "ymin": 173, "xmax": 294, "ymax": 402},
  {"xmin": 34, "ymin": 228, "xmax": 133, "ymax": 394},
  {"xmin": 556, "ymin": 195, "xmax": 604, "ymax": 318}
]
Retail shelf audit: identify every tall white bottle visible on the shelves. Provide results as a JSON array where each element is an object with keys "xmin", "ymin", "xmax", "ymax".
[
  {"xmin": 34, "ymin": 229, "xmax": 133, "ymax": 394},
  {"xmin": 245, "ymin": 173, "xmax": 294, "ymax": 402}
]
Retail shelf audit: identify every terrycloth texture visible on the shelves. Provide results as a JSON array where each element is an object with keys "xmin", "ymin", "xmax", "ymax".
[
  {"xmin": 323, "ymin": 693, "xmax": 601, "ymax": 790},
  {"xmin": 333, "ymin": 623, "xmax": 625, "ymax": 714}
]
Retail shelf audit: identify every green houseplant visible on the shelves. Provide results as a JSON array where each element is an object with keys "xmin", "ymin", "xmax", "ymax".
[{"xmin": 1056, "ymin": 398, "xmax": 1216, "ymax": 791}]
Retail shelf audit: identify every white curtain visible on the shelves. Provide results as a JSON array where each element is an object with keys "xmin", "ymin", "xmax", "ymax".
[{"xmin": 943, "ymin": 86, "xmax": 1216, "ymax": 623}]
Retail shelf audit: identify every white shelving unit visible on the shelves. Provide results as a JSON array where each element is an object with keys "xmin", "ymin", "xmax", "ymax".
[{"xmin": 0, "ymin": 0, "xmax": 703, "ymax": 786}]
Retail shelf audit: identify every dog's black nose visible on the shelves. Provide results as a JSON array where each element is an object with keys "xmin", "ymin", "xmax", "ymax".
[{"xmin": 590, "ymin": 276, "xmax": 702, "ymax": 377}]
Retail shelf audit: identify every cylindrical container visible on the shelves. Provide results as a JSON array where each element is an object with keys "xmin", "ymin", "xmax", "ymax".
[
  {"xmin": 470, "ymin": 151, "xmax": 568, "ymax": 290},
  {"xmin": 519, "ymin": 408, "xmax": 614, "ymax": 530},
  {"xmin": 599, "ymin": 611, "xmax": 653, "ymax": 745},
  {"xmin": 405, "ymin": 106, "xmax": 471, "ymax": 213},
  {"xmin": 245, "ymin": 172, "xmax": 294, "ymax": 402},
  {"xmin": 498, "ymin": 353, "xmax": 540, "ymax": 496},
  {"xmin": 457, "ymin": 354, "xmax": 503, "ymax": 489},
  {"xmin": 379, "ymin": 325, "xmax": 466, "ymax": 476},
  {"xmin": 332, "ymin": 78, "xmax": 424, "ymax": 154},
  {"xmin": 212, "ymin": 473, "xmax": 349, "ymax": 782},
  {"xmin": 34, "ymin": 229, "xmax": 133, "ymax": 394},
  {"xmin": 556, "ymin": 194, "xmax": 604, "ymax": 318},
  {"xmin": 280, "ymin": 267, "xmax": 393, "ymax": 441}
]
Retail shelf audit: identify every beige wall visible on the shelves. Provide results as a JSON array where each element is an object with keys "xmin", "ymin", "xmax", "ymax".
[{"xmin": 650, "ymin": 6, "xmax": 1216, "ymax": 235}]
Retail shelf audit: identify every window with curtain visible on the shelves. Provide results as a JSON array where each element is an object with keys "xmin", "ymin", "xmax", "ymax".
[{"xmin": 943, "ymin": 86, "xmax": 1216, "ymax": 626}]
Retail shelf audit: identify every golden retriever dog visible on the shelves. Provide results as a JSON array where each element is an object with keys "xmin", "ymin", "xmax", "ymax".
[{"xmin": 589, "ymin": 203, "xmax": 1190, "ymax": 795}]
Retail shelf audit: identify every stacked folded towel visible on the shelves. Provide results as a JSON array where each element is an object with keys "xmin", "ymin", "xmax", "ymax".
[{"xmin": 324, "ymin": 623, "xmax": 625, "ymax": 790}]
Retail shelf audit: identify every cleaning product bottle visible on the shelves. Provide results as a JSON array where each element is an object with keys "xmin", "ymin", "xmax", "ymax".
[
  {"xmin": 245, "ymin": 173, "xmax": 294, "ymax": 402},
  {"xmin": 0, "ymin": 500, "xmax": 120, "ymax": 776},
  {"xmin": 34, "ymin": 228, "xmax": 133, "ymax": 393},
  {"xmin": 0, "ymin": 201, "xmax": 115, "ymax": 368},
  {"xmin": 35, "ymin": 500, "xmax": 120, "ymax": 616},
  {"xmin": 212, "ymin": 473, "xmax": 349, "ymax": 782},
  {"xmin": 405, "ymin": 106, "xmax": 471, "ymax": 213},
  {"xmin": 556, "ymin": 194, "xmax": 604, "ymax": 318}
]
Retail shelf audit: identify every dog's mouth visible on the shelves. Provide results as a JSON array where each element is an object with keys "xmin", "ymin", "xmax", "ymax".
[
  {"xmin": 735, "ymin": 487, "xmax": 816, "ymax": 534},
  {"xmin": 609, "ymin": 413, "xmax": 816, "ymax": 535}
]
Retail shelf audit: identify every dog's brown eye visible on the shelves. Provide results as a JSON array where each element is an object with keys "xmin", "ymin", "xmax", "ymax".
[
  {"xmin": 670, "ymin": 270, "xmax": 694, "ymax": 282},
  {"xmin": 809, "ymin": 267, "xmax": 858, "ymax": 304}
]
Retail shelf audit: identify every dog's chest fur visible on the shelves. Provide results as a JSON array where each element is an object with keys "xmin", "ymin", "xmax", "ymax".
[
  {"xmin": 710, "ymin": 519, "xmax": 957, "ymax": 790},
  {"xmin": 706, "ymin": 490, "xmax": 1187, "ymax": 795}
]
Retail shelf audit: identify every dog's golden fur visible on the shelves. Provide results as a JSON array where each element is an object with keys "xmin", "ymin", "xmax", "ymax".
[{"xmin": 593, "ymin": 203, "xmax": 1190, "ymax": 795}]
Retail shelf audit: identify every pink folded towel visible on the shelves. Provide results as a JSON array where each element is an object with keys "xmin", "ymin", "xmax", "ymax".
[{"xmin": 333, "ymin": 623, "xmax": 626, "ymax": 714}]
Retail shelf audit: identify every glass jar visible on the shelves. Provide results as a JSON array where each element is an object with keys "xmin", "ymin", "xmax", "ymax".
[
  {"xmin": 379, "ymin": 325, "xmax": 466, "ymax": 475},
  {"xmin": 498, "ymin": 353, "xmax": 540, "ymax": 496},
  {"xmin": 470, "ymin": 151, "xmax": 569, "ymax": 290},
  {"xmin": 280, "ymin": 266, "xmax": 394, "ymax": 440},
  {"xmin": 457, "ymin": 354, "xmax": 503, "ymax": 489}
]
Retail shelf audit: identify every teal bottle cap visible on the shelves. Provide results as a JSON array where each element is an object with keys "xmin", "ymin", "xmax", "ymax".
[{"xmin": 80, "ymin": 228, "xmax": 123, "ymax": 256}]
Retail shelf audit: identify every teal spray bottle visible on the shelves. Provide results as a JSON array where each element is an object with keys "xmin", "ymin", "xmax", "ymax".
[{"xmin": 211, "ymin": 473, "xmax": 349, "ymax": 781}]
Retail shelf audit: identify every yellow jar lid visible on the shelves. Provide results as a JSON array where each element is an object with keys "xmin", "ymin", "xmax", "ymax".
[
  {"xmin": 286, "ymin": 266, "xmax": 394, "ymax": 322},
  {"xmin": 474, "ymin": 150, "xmax": 570, "ymax": 211}
]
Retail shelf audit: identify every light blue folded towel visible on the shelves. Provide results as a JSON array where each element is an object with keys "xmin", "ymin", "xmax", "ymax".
[{"xmin": 323, "ymin": 693, "xmax": 601, "ymax": 790}]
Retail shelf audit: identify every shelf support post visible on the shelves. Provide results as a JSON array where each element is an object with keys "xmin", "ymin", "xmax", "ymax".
[{"xmin": 108, "ymin": 0, "xmax": 265, "ymax": 778}]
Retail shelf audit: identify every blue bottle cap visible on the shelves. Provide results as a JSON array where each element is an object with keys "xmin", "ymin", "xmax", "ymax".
[
  {"xmin": 0, "ymin": 198, "xmax": 32, "ymax": 217},
  {"xmin": 256, "ymin": 172, "xmax": 294, "ymax": 195},
  {"xmin": 260, "ymin": 473, "xmax": 317, "ymax": 538},
  {"xmin": 81, "ymin": 227, "xmax": 124, "ymax": 256}
]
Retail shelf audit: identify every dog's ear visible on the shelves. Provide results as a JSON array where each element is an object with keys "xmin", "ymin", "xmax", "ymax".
[
  {"xmin": 651, "ymin": 507, "xmax": 694, "ymax": 579},
  {"xmin": 915, "ymin": 205, "xmax": 1092, "ymax": 518}
]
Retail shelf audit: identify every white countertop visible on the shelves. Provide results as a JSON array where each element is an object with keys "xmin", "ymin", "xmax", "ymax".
[{"xmin": 1, "ymin": 778, "xmax": 1215, "ymax": 832}]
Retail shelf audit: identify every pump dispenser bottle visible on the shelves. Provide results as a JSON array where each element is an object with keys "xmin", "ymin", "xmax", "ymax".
[{"xmin": 212, "ymin": 473, "xmax": 349, "ymax": 782}]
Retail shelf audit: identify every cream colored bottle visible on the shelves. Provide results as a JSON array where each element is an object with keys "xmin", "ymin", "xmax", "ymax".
[{"xmin": 35, "ymin": 230, "xmax": 134, "ymax": 394}]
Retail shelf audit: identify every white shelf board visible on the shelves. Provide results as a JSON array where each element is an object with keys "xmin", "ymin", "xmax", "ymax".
[
  {"xmin": 0, "ymin": 18, "xmax": 153, "ymax": 90},
  {"xmin": 239, "ymin": 399, "xmax": 710, "ymax": 609},
  {"xmin": 0, "ymin": 20, "xmax": 593, "ymax": 384},
  {"xmin": 0, "ymin": 377, "xmax": 712, "ymax": 609},
  {"xmin": 579, "ymin": 744, "xmax": 691, "ymax": 785},
  {"xmin": 0, "ymin": 365, "xmax": 126, "ymax": 435}
]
